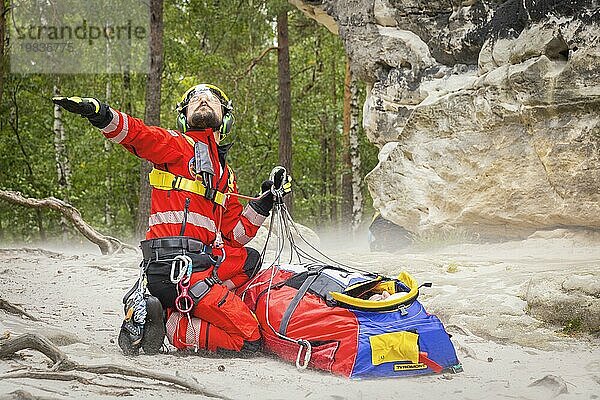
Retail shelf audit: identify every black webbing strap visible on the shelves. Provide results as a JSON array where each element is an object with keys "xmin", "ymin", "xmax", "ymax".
[{"xmin": 279, "ymin": 271, "xmax": 320, "ymax": 336}]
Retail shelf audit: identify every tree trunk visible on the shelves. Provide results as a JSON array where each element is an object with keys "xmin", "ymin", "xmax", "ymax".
[
  {"xmin": 318, "ymin": 120, "xmax": 328, "ymax": 222},
  {"xmin": 136, "ymin": 0, "xmax": 164, "ymax": 240},
  {"xmin": 277, "ymin": 9, "xmax": 293, "ymax": 213},
  {"xmin": 104, "ymin": 80, "xmax": 113, "ymax": 227},
  {"xmin": 52, "ymin": 85, "xmax": 72, "ymax": 242},
  {"xmin": 329, "ymin": 50, "xmax": 338, "ymax": 225},
  {"xmin": 0, "ymin": 0, "xmax": 6, "ymax": 108},
  {"xmin": 349, "ymin": 75, "xmax": 362, "ymax": 233},
  {"xmin": 341, "ymin": 59, "xmax": 353, "ymax": 225},
  {"xmin": 123, "ymin": 71, "xmax": 132, "ymax": 115}
]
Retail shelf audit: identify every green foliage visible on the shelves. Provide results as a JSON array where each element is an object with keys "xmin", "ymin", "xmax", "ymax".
[
  {"xmin": 0, "ymin": 0, "xmax": 378, "ymax": 243},
  {"xmin": 561, "ymin": 317, "xmax": 583, "ymax": 335}
]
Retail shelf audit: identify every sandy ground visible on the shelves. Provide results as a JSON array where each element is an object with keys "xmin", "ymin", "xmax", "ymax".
[{"xmin": 0, "ymin": 230, "xmax": 599, "ymax": 400}]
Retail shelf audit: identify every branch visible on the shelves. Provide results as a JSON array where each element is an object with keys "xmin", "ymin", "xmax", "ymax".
[
  {"xmin": 0, "ymin": 371, "xmax": 150, "ymax": 395},
  {"xmin": 0, "ymin": 190, "xmax": 137, "ymax": 255},
  {"xmin": 239, "ymin": 46, "xmax": 278, "ymax": 78},
  {"xmin": 0, "ymin": 333, "xmax": 75, "ymax": 370},
  {"xmin": 0, "ymin": 390, "xmax": 59, "ymax": 400},
  {"xmin": 1, "ymin": 371, "xmax": 94, "ymax": 384},
  {"xmin": 0, "ymin": 298, "xmax": 39, "ymax": 321},
  {"xmin": 0, "ymin": 333, "xmax": 231, "ymax": 399}
]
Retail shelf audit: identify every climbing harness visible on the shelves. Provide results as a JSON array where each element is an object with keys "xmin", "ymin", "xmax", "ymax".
[{"xmin": 148, "ymin": 168, "xmax": 228, "ymax": 207}]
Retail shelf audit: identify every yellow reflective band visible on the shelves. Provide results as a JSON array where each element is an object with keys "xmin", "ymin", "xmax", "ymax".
[
  {"xmin": 148, "ymin": 168, "xmax": 227, "ymax": 207},
  {"xmin": 90, "ymin": 98, "xmax": 100, "ymax": 113},
  {"xmin": 182, "ymin": 134, "xmax": 195, "ymax": 147},
  {"xmin": 329, "ymin": 271, "xmax": 419, "ymax": 310},
  {"xmin": 369, "ymin": 331, "xmax": 419, "ymax": 366},
  {"xmin": 227, "ymin": 165, "xmax": 235, "ymax": 191}
]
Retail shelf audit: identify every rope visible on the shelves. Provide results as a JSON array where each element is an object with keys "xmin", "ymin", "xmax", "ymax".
[
  {"xmin": 237, "ymin": 173, "xmax": 380, "ymax": 369},
  {"xmin": 279, "ymin": 204, "xmax": 375, "ymax": 275},
  {"xmin": 255, "ymin": 197, "xmax": 333, "ymax": 369},
  {"xmin": 126, "ymin": 290, "xmax": 147, "ymax": 325}
]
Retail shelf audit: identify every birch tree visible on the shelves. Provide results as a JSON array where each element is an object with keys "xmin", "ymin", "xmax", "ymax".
[
  {"xmin": 104, "ymin": 80, "xmax": 113, "ymax": 227},
  {"xmin": 341, "ymin": 60, "xmax": 353, "ymax": 226},
  {"xmin": 349, "ymin": 75, "xmax": 362, "ymax": 232},
  {"xmin": 342, "ymin": 60, "xmax": 362, "ymax": 232},
  {"xmin": 52, "ymin": 85, "xmax": 72, "ymax": 240},
  {"xmin": 329, "ymin": 52, "xmax": 338, "ymax": 224}
]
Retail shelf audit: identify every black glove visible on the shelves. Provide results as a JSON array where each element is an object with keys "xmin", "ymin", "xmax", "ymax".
[
  {"xmin": 52, "ymin": 96, "xmax": 113, "ymax": 129},
  {"xmin": 249, "ymin": 166, "xmax": 292, "ymax": 217},
  {"xmin": 271, "ymin": 166, "xmax": 291, "ymax": 194}
]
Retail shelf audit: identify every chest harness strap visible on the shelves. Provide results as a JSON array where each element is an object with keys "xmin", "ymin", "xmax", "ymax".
[{"xmin": 148, "ymin": 168, "xmax": 228, "ymax": 207}]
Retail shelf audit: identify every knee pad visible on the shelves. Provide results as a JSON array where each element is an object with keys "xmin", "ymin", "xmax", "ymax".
[{"xmin": 189, "ymin": 280, "xmax": 212, "ymax": 305}]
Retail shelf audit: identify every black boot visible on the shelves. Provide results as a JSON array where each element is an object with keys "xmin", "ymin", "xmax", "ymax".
[{"xmin": 140, "ymin": 295, "xmax": 166, "ymax": 355}]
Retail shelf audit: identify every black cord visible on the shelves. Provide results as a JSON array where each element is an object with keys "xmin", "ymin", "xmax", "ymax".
[{"xmin": 277, "ymin": 203, "xmax": 375, "ymax": 276}]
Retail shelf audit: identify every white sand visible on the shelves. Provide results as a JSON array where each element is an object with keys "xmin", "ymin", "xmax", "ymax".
[{"xmin": 0, "ymin": 231, "xmax": 599, "ymax": 399}]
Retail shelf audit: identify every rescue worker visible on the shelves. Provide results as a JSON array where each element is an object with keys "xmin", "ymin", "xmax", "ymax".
[{"xmin": 53, "ymin": 84, "xmax": 291, "ymax": 355}]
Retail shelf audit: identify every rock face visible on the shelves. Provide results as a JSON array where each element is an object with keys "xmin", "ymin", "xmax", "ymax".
[
  {"xmin": 291, "ymin": 0, "xmax": 600, "ymax": 240},
  {"xmin": 522, "ymin": 270, "xmax": 600, "ymax": 335}
]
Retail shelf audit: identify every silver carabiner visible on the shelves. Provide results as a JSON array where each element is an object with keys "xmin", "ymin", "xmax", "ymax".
[
  {"xmin": 171, "ymin": 255, "xmax": 192, "ymax": 284},
  {"xmin": 295, "ymin": 339, "xmax": 312, "ymax": 370}
]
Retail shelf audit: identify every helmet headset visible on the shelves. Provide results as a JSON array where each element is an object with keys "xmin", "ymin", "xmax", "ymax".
[{"xmin": 176, "ymin": 84, "xmax": 234, "ymax": 141}]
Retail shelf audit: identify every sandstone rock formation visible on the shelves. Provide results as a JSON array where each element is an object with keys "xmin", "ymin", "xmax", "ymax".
[{"xmin": 291, "ymin": 0, "xmax": 600, "ymax": 240}]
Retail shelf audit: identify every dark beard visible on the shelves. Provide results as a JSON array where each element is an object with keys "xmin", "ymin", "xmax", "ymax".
[{"xmin": 188, "ymin": 109, "xmax": 220, "ymax": 130}]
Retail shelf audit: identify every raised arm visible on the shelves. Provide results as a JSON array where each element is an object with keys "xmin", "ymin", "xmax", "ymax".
[{"xmin": 52, "ymin": 96, "xmax": 185, "ymax": 165}]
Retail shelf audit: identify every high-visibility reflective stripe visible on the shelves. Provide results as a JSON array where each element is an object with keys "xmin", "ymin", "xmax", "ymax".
[
  {"xmin": 148, "ymin": 210, "xmax": 217, "ymax": 233},
  {"xmin": 166, "ymin": 312, "xmax": 201, "ymax": 350},
  {"xmin": 232, "ymin": 221, "xmax": 252, "ymax": 245},
  {"xmin": 110, "ymin": 112, "xmax": 129, "ymax": 143},
  {"xmin": 187, "ymin": 316, "xmax": 200, "ymax": 346},
  {"xmin": 241, "ymin": 204, "xmax": 266, "ymax": 227},
  {"xmin": 101, "ymin": 108, "xmax": 120, "ymax": 133}
]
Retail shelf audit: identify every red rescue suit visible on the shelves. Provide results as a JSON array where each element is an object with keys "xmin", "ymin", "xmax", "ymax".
[{"xmin": 101, "ymin": 108, "xmax": 262, "ymax": 350}]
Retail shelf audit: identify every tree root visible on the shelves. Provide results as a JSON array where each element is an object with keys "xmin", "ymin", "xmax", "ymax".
[
  {"xmin": 0, "ymin": 333, "xmax": 230, "ymax": 399},
  {"xmin": 0, "ymin": 299, "xmax": 39, "ymax": 321},
  {"xmin": 0, "ymin": 190, "xmax": 138, "ymax": 255},
  {"xmin": 0, "ymin": 248, "xmax": 63, "ymax": 258},
  {"xmin": 0, "ymin": 390, "xmax": 59, "ymax": 400}
]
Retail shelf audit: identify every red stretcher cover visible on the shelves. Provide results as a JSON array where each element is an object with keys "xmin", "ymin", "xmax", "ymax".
[{"xmin": 238, "ymin": 263, "xmax": 462, "ymax": 378}]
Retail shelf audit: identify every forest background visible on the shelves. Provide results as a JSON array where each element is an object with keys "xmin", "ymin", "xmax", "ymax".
[{"xmin": 0, "ymin": 0, "xmax": 378, "ymax": 244}]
